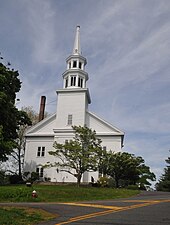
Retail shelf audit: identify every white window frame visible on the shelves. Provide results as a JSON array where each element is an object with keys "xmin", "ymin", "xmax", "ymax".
[
  {"xmin": 37, "ymin": 146, "xmax": 45, "ymax": 157},
  {"xmin": 67, "ymin": 114, "xmax": 72, "ymax": 125},
  {"xmin": 71, "ymin": 76, "xmax": 76, "ymax": 86},
  {"xmin": 36, "ymin": 167, "xmax": 44, "ymax": 178}
]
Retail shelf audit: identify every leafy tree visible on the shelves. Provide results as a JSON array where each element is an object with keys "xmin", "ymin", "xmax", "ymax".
[
  {"xmin": 0, "ymin": 62, "xmax": 31, "ymax": 162},
  {"xmin": 98, "ymin": 147, "xmax": 111, "ymax": 176},
  {"xmin": 137, "ymin": 164, "xmax": 156, "ymax": 189},
  {"xmin": 3, "ymin": 104, "xmax": 49, "ymax": 180},
  {"xmin": 104, "ymin": 152, "xmax": 155, "ymax": 188},
  {"xmin": 11, "ymin": 106, "xmax": 39, "ymax": 177},
  {"xmin": 11, "ymin": 106, "xmax": 49, "ymax": 178},
  {"xmin": 156, "ymin": 157, "xmax": 170, "ymax": 192},
  {"xmin": 47, "ymin": 125, "xmax": 102, "ymax": 186}
]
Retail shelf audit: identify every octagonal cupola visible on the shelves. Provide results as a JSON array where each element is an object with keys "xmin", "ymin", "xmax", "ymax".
[{"xmin": 62, "ymin": 26, "xmax": 89, "ymax": 89}]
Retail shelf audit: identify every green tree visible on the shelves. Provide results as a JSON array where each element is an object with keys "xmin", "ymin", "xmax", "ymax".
[
  {"xmin": 98, "ymin": 147, "xmax": 111, "ymax": 177},
  {"xmin": 137, "ymin": 164, "xmax": 156, "ymax": 189},
  {"xmin": 47, "ymin": 125, "xmax": 102, "ymax": 186},
  {"xmin": 104, "ymin": 152, "xmax": 155, "ymax": 188},
  {"xmin": 156, "ymin": 157, "xmax": 170, "ymax": 191},
  {"xmin": 0, "ymin": 62, "xmax": 31, "ymax": 162},
  {"xmin": 11, "ymin": 106, "xmax": 47, "ymax": 178}
]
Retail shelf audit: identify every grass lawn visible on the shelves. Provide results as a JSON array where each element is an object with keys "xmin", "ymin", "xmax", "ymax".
[
  {"xmin": 0, "ymin": 206, "xmax": 56, "ymax": 225},
  {"xmin": 0, "ymin": 184, "xmax": 140, "ymax": 202},
  {"xmin": 0, "ymin": 185, "xmax": 140, "ymax": 225}
]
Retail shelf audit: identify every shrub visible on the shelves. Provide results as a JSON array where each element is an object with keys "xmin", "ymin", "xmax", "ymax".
[
  {"xmin": 24, "ymin": 172, "xmax": 39, "ymax": 183},
  {"xmin": 44, "ymin": 177, "xmax": 51, "ymax": 182},
  {"xmin": 107, "ymin": 178, "xmax": 116, "ymax": 188},
  {"xmin": 0, "ymin": 170, "xmax": 9, "ymax": 185},
  {"xmin": 126, "ymin": 185, "xmax": 139, "ymax": 190},
  {"xmin": 9, "ymin": 175, "xmax": 23, "ymax": 184},
  {"xmin": 97, "ymin": 176, "xmax": 110, "ymax": 187}
]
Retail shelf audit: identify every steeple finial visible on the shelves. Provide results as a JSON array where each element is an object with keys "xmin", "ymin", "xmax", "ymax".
[{"xmin": 73, "ymin": 25, "xmax": 81, "ymax": 55}]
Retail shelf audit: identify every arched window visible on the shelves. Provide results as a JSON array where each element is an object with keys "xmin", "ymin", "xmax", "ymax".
[
  {"xmin": 71, "ymin": 76, "xmax": 76, "ymax": 86},
  {"xmin": 73, "ymin": 60, "xmax": 77, "ymax": 68},
  {"xmin": 65, "ymin": 78, "xmax": 68, "ymax": 88},
  {"xmin": 78, "ymin": 77, "xmax": 83, "ymax": 87}
]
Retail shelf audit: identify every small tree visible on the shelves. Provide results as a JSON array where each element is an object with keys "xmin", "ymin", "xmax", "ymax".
[
  {"xmin": 47, "ymin": 125, "xmax": 102, "ymax": 186},
  {"xmin": 156, "ymin": 157, "xmax": 170, "ymax": 192},
  {"xmin": 10, "ymin": 106, "xmax": 39, "ymax": 178},
  {"xmin": 98, "ymin": 148, "xmax": 111, "ymax": 177},
  {"xmin": 4, "ymin": 105, "xmax": 49, "ymax": 179},
  {"xmin": 104, "ymin": 152, "xmax": 155, "ymax": 188}
]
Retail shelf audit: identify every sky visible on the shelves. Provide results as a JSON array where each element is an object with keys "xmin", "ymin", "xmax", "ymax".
[{"xmin": 0, "ymin": 0, "xmax": 170, "ymax": 187}]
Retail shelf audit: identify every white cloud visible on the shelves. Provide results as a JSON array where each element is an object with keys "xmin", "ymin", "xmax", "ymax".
[{"xmin": 21, "ymin": 0, "xmax": 61, "ymax": 65}]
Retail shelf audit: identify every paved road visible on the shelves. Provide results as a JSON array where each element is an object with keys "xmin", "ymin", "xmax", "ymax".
[{"xmin": 0, "ymin": 191, "xmax": 170, "ymax": 225}]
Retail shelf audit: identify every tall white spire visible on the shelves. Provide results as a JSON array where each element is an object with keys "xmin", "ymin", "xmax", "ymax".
[
  {"xmin": 72, "ymin": 25, "xmax": 81, "ymax": 55},
  {"xmin": 63, "ymin": 26, "xmax": 88, "ymax": 90}
]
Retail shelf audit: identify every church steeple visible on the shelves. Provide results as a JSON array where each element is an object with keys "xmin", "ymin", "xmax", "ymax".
[
  {"xmin": 56, "ymin": 26, "xmax": 91, "ymax": 129},
  {"xmin": 73, "ymin": 25, "xmax": 81, "ymax": 55},
  {"xmin": 62, "ymin": 26, "xmax": 88, "ymax": 89}
]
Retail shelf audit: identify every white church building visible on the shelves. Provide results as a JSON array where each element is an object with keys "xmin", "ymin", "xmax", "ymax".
[{"xmin": 24, "ymin": 26, "xmax": 124, "ymax": 183}]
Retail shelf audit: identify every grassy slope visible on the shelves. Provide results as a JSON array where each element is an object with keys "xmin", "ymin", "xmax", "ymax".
[{"xmin": 0, "ymin": 185, "xmax": 140, "ymax": 202}]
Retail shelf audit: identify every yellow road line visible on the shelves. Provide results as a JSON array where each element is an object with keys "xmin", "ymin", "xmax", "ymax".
[
  {"xmin": 60, "ymin": 202, "xmax": 121, "ymax": 210},
  {"xmin": 123, "ymin": 199, "xmax": 170, "ymax": 203},
  {"xmin": 56, "ymin": 208, "xmax": 122, "ymax": 225},
  {"xmin": 56, "ymin": 200, "xmax": 170, "ymax": 225}
]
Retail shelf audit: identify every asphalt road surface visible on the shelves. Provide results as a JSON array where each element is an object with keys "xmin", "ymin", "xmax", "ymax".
[{"xmin": 0, "ymin": 191, "xmax": 170, "ymax": 225}]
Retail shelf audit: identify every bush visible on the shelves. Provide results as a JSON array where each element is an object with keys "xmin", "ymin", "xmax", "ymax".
[
  {"xmin": 107, "ymin": 178, "xmax": 116, "ymax": 188},
  {"xmin": 22, "ymin": 171, "xmax": 30, "ymax": 180},
  {"xmin": 97, "ymin": 176, "xmax": 116, "ymax": 188},
  {"xmin": 0, "ymin": 170, "xmax": 9, "ymax": 185},
  {"xmin": 97, "ymin": 176, "xmax": 109, "ymax": 187},
  {"xmin": 126, "ymin": 185, "xmax": 139, "ymax": 190},
  {"xmin": 24, "ymin": 171, "xmax": 39, "ymax": 183},
  {"xmin": 44, "ymin": 177, "xmax": 51, "ymax": 182},
  {"xmin": 139, "ymin": 183, "xmax": 147, "ymax": 190},
  {"xmin": 9, "ymin": 175, "xmax": 23, "ymax": 184},
  {"xmin": 30, "ymin": 172, "xmax": 39, "ymax": 182}
]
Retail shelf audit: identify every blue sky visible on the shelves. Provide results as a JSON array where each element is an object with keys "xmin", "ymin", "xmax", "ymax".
[{"xmin": 0, "ymin": 0, "xmax": 170, "ymax": 186}]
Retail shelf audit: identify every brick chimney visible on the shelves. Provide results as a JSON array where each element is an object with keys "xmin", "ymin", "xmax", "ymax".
[{"xmin": 39, "ymin": 96, "xmax": 46, "ymax": 122}]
